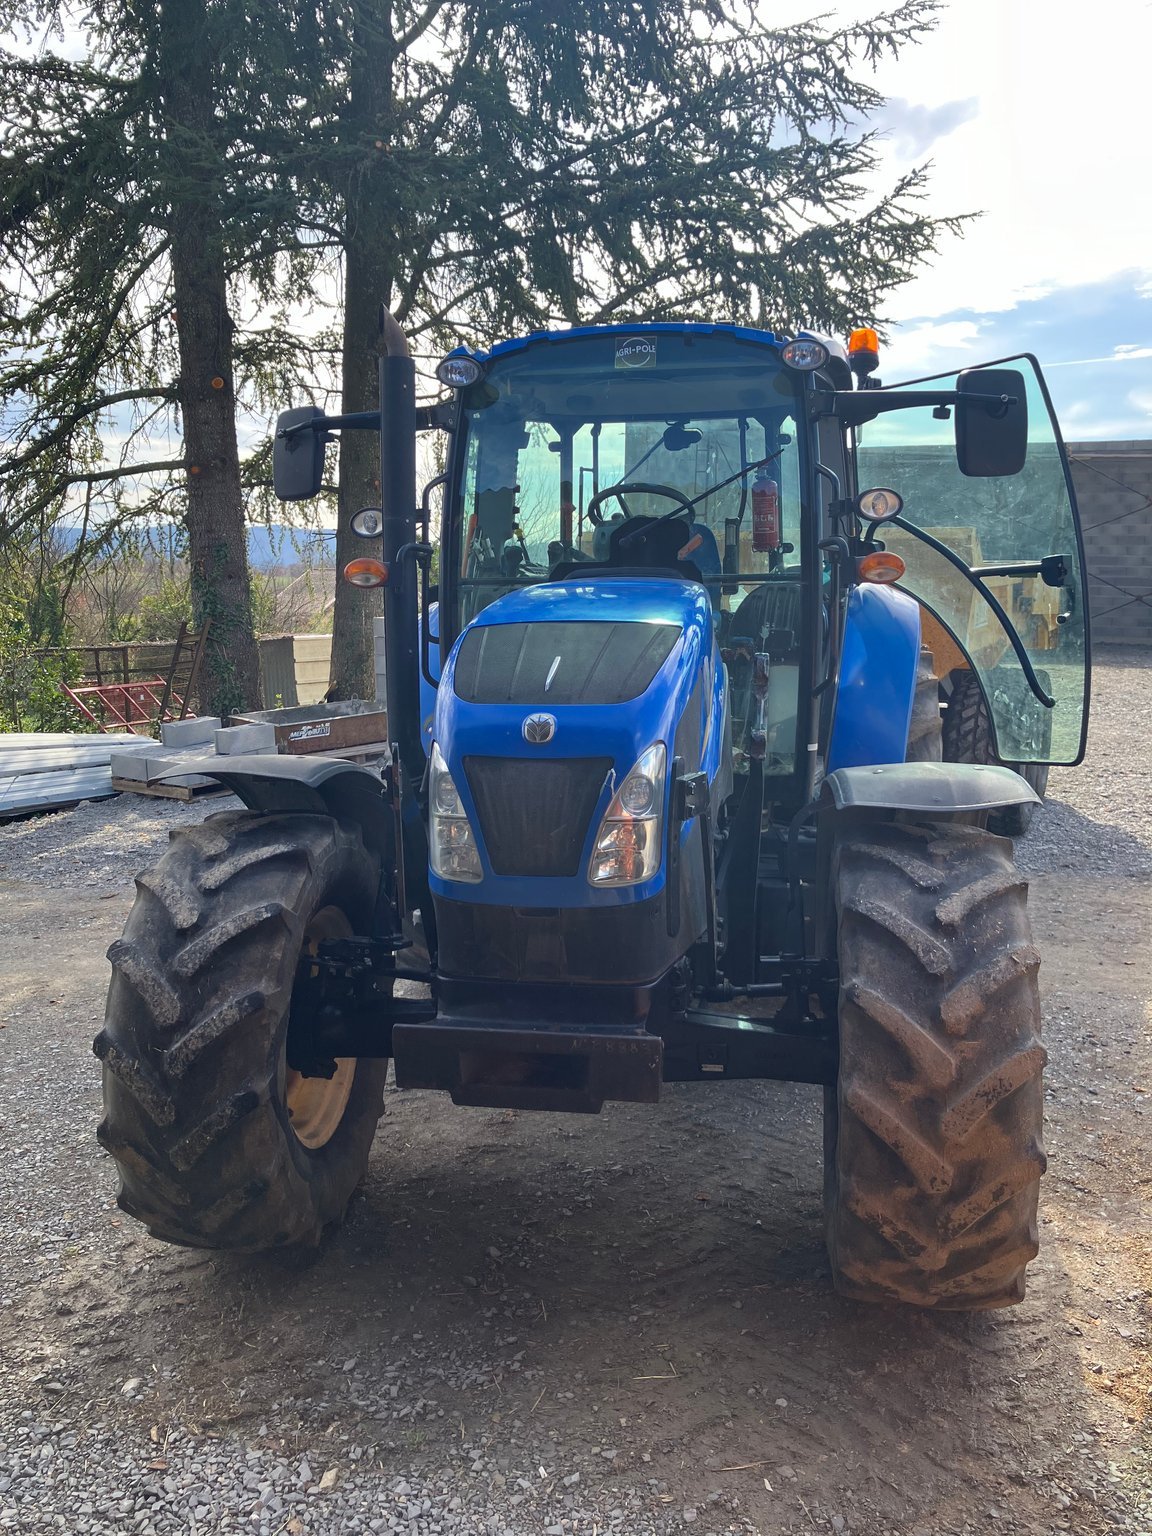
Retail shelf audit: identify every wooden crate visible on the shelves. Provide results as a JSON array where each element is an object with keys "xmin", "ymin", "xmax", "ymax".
[{"xmin": 231, "ymin": 700, "xmax": 389, "ymax": 755}]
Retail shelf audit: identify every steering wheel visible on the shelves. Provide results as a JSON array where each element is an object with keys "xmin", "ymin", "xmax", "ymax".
[{"xmin": 585, "ymin": 481, "xmax": 695, "ymax": 527}]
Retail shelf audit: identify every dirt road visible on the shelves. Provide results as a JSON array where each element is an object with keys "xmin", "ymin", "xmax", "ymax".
[{"xmin": 1, "ymin": 655, "xmax": 1150, "ymax": 1536}]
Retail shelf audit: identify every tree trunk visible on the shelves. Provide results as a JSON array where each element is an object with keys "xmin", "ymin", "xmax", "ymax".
[
  {"xmin": 328, "ymin": 5, "xmax": 396, "ymax": 703},
  {"xmin": 157, "ymin": 0, "xmax": 261, "ymax": 718}
]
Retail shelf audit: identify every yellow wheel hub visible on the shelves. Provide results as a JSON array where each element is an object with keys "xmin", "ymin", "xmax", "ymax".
[{"xmin": 285, "ymin": 905, "xmax": 357, "ymax": 1150}]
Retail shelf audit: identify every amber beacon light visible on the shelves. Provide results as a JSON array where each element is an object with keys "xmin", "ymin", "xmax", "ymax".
[{"xmin": 847, "ymin": 326, "xmax": 880, "ymax": 380}]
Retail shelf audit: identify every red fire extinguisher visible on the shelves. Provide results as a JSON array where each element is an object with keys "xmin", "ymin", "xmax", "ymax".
[{"xmin": 751, "ymin": 473, "xmax": 781, "ymax": 552}]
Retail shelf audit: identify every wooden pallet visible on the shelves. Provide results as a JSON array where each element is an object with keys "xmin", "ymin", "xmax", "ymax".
[
  {"xmin": 111, "ymin": 776, "xmax": 231, "ymax": 803},
  {"xmin": 311, "ymin": 739, "xmax": 391, "ymax": 766}
]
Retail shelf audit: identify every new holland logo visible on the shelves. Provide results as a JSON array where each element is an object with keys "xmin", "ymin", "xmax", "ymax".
[{"xmin": 522, "ymin": 713, "xmax": 556, "ymax": 744}]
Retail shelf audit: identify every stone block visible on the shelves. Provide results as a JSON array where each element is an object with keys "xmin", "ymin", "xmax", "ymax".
[
  {"xmin": 214, "ymin": 722, "xmax": 277, "ymax": 755},
  {"xmin": 108, "ymin": 750, "xmax": 150, "ymax": 782},
  {"xmin": 109, "ymin": 748, "xmax": 214, "ymax": 787},
  {"xmin": 160, "ymin": 715, "xmax": 222, "ymax": 748}
]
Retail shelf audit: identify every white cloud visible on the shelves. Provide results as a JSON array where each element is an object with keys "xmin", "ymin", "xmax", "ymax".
[
  {"xmin": 803, "ymin": 0, "xmax": 1152, "ymax": 323},
  {"xmin": 1045, "ymin": 348, "xmax": 1152, "ymax": 368},
  {"xmin": 872, "ymin": 97, "xmax": 979, "ymax": 159},
  {"xmin": 882, "ymin": 318, "xmax": 984, "ymax": 376},
  {"xmin": 1060, "ymin": 393, "xmax": 1152, "ymax": 440}
]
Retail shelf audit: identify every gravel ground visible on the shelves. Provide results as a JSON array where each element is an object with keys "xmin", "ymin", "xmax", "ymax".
[
  {"xmin": 1015, "ymin": 649, "xmax": 1152, "ymax": 879},
  {"xmin": 0, "ymin": 647, "xmax": 1149, "ymax": 1536},
  {"xmin": 0, "ymin": 791, "xmax": 243, "ymax": 892}
]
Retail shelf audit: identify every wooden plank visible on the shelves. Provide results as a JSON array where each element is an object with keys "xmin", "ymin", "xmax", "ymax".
[{"xmin": 110, "ymin": 777, "xmax": 230, "ymax": 803}]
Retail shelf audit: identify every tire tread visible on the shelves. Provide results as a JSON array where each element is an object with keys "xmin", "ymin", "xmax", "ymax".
[
  {"xmin": 826, "ymin": 821, "xmax": 1045, "ymax": 1309},
  {"xmin": 97, "ymin": 812, "xmax": 387, "ymax": 1251}
]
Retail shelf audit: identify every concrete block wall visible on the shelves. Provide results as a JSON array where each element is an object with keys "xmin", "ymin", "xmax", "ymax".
[
  {"xmin": 373, "ymin": 616, "xmax": 386, "ymax": 706},
  {"xmin": 1066, "ymin": 442, "xmax": 1152, "ymax": 647},
  {"xmin": 293, "ymin": 634, "xmax": 333, "ymax": 705},
  {"xmin": 257, "ymin": 634, "xmax": 334, "ymax": 707}
]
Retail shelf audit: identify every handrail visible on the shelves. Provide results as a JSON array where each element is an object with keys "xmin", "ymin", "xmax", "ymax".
[{"xmin": 887, "ymin": 517, "xmax": 1056, "ymax": 708}]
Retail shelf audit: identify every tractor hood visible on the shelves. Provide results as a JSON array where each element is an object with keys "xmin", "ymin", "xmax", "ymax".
[{"xmin": 431, "ymin": 577, "xmax": 723, "ymax": 907}]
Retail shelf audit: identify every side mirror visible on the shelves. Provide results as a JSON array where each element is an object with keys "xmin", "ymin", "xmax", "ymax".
[
  {"xmin": 955, "ymin": 368, "xmax": 1027, "ymax": 478},
  {"xmin": 273, "ymin": 406, "xmax": 327, "ymax": 500}
]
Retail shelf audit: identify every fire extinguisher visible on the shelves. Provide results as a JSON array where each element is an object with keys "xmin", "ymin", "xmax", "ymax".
[{"xmin": 751, "ymin": 473, "xmax": 781, "ymax": 552}]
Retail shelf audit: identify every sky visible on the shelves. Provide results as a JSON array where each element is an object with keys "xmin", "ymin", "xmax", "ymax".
[{"xmin": 810, "ymin": 0, "xmax": 1152, "ymax": 440}]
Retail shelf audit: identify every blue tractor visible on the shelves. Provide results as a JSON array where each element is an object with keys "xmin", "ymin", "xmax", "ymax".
[{"xmin": 97, "ymin": 315, "xmax": 1090, "ymax": 1309}]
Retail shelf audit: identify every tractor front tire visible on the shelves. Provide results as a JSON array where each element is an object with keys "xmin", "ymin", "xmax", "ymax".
[
  {"xmin": 824, "ymin": 820, "xmax": 1045, "ymax": 1309},
  {"xmin": 95, "ymin": 811, "xmax": 388, "ymax": 1251}
]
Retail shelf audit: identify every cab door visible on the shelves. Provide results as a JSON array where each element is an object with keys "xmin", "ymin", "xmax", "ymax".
[{"xmin": 855, "ymin": 354, "xmax": 1090, "ymax": 765}]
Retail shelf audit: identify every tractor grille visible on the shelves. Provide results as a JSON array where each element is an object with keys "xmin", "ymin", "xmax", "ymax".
[{"xmin": 463, "ymin": 756, "xmax": 613, "ymax": 878}]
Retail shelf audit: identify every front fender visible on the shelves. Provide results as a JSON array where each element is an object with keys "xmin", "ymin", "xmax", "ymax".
[
  {"xmin": 153, "ymin": 754, "xmax": 393, "ymax": 859},
  {"xmin": 821, "ymin": 761, "xmax": 1040, "ymax": 814}
]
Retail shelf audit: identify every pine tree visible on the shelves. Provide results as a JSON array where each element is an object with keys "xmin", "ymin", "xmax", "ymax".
[
  {"xmin": 0, "ymin": 0, "xmax": 324, "ymax": 714},
  {"xmin": 295, "ymin": 1, "xmax": 964, "ymax": 697},
  {"xmin": 2, "ymin": 2, "xmax": 963, "ymax": 708}
]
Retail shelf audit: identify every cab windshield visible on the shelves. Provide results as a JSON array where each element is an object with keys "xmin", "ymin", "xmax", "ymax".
[{"xmin": 451, "ymin": 331, "xmax": 805, "ymax": 632}]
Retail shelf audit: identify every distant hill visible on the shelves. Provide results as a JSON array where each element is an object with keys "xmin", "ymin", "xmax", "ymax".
[
  {"xmin": 54, "ymin": 523, "xmax": 337, "ymax": 570},
  {"xmin": 246, "ymin": 525, "xmax": 336, "ymax": 569}
]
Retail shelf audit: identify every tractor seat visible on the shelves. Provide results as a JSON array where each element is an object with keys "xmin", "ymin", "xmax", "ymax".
[
  {"xmin": 730, "ymin": 576, "xmax": 803, "ymax": 648},
  {"xmin": 550, "ymin": 514, "xmax": 714, "ymax": 589}
]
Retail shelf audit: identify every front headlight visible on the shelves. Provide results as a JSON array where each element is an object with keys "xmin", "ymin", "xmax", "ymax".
[
  {"xmin": 589, "ymin": 744, "xmax": 666, "ymax": 887},
  {"xmin": 429, "ymin": 743, "xmax": 482, "ymax": 883}
]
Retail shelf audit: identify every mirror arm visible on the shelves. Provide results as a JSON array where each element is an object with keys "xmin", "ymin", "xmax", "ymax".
[
  {"xmin": 886, "ymin": 518, "xmax": 1055, "ymax": 708},
  {"xmin": 277, "ymin": 401, "xmax": 453, "ymax": 441},
  {"xmin": 816, "ymin": 389, "xmax": 1018, "ymax": 429},
  {"xmin": 415, "ymin": 400, "xmax": 455, "ymax": 432},
  {"xmin": 277, "ymin": 409, "xmax": 380, "ymax": 440},
  {"xmin": 970, "ymin": 555, "xmax": 1069, "ymax": 587}
]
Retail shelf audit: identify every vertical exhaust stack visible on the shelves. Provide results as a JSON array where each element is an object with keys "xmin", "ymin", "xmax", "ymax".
[{"xmin": 376, "ymin": 307, "xmax": 424, "ymax": 783}]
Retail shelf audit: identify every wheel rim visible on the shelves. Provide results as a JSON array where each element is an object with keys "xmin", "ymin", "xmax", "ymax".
[{"xmin": 285, "ymin": 905, "xmax": 356, "ymax": 1150}]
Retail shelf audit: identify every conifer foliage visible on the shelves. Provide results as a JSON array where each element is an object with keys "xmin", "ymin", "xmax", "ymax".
[{"xmin": 1, "ymin": 2, "xmax": 963, "ymax": 705}]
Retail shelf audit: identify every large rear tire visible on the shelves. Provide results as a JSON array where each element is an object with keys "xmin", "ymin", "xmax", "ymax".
[
  {"xmin": 940, "ymin": 666, "xmax": 994, "ymax": 765},
  {"xmin": 905, "ymin": 648, "xmax": 943, "ymax": 762},
  {"xmin": 95, "ymin": 811, "xmax": 388, "ymax": 1251},
  {"xmin": 941, "ymin": 668, "xmax": 1048, "ymax": 836},
  {"xmin": 990, "ymin": 763, "xmax": 1049, "ymax": 838},
  {"xmin": 824, "ymin": 820, "xmax": 1045, "ymax": 1309}
]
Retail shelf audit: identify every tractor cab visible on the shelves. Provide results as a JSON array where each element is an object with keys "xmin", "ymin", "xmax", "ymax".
[{"xmin": 439, "ymin": 327, "xmax": 812, "ymax": 789}]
